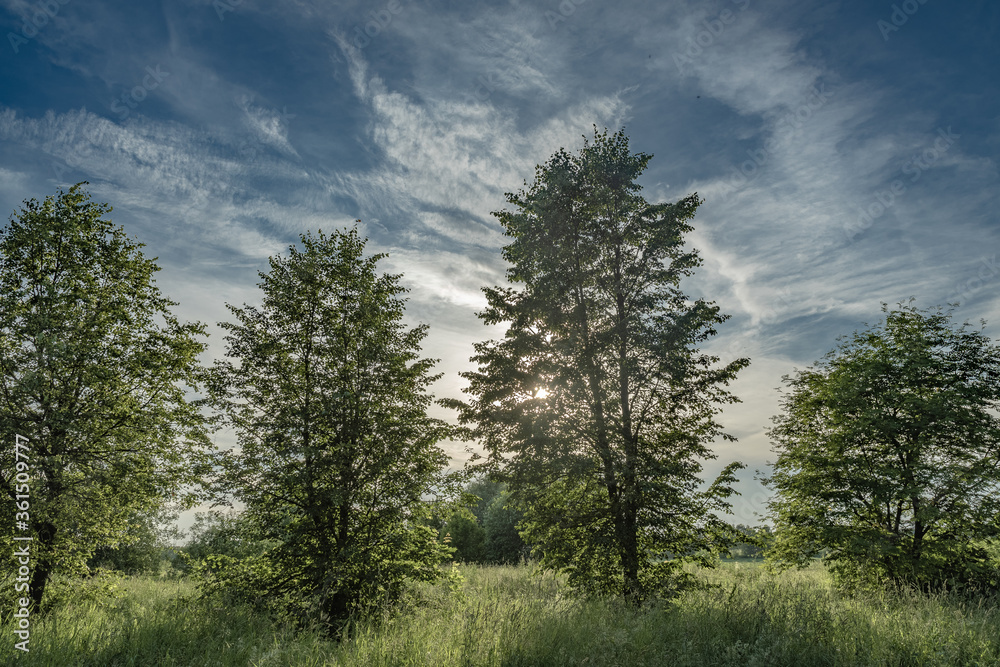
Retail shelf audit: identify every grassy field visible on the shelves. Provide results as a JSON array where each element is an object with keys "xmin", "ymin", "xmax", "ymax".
[{"xmin": 2, "ymin": 561, "xmax": 1000, "ymax": 666}]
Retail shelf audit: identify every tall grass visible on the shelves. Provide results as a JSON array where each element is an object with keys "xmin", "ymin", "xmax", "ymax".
[{"xmin": 2, "ymin": 562, "xmax": 999, "ymax": 665}]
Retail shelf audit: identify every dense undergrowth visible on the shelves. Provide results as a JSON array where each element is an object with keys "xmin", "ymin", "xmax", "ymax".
[{"xmin": 2, "ymin": 561, "xmax": 999, "ymax": 666}]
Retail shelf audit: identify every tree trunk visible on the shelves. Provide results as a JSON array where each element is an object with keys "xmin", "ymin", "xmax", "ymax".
[
  {"xmin": 617, "ymin": 503, "xmax": 641, "ymax": 604},
  {"xmin": 613, "ymin": 236, "xmax": 641, "ymax": 604},
  {"xmin": 28, "ymin": 520, "xmax": 57, "ymax": 615}
]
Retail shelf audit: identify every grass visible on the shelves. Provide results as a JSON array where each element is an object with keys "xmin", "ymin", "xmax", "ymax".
[{"xmin": 2, "ymin": 561, "xmax": 1000, "ymax": 665}]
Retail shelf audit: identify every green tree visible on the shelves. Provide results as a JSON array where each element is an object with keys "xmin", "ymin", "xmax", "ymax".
[
  {"xmin": 764, "ymin": 303, "xmax": 1000, "ymax": 590},
  {"xmin": 0, "ymin": 184, "xmax": 212, "ymax": 613},
  {"xmin": 465, "ymin": 477, "xmax": 504, "ymax": 524},
  {"xmin": 483, "ymin": 491, "xmax": 527, "ymax": 564},
  {"xmin": 727, "ymin": 524, "xmax": 772, "ymax": 559},
  {"xmin": 441, "ymin": 509, "xmax": 486, "ymax": 563},
  {"xmin": 207, "ymin": 228, "xmax": 453, "ymax": 631},
  {"xmin": 445, "ymin": 129, "xmax": 749, "ymax": 602},
  {"xmin": 179, "ymin": 510, "xmax": 276, "ymax": 572},
  {"xmin": 87, "ymin": 505, "xmax": 183, "ymax": 574}
]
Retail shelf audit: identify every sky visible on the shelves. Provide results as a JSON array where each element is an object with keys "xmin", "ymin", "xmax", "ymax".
[{"xmin": 1, "ymin": 0, "xmax": 998, "ymax": 532}]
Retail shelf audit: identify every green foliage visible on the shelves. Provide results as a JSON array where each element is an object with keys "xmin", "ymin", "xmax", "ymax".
[
  {"xmin": 205, "ymin": 227, "xmax": 454, "ymax": 632},
  {"xmin": 728, "ymin": 524, "xmax": 773, "ymax": 559},
  {"xmin": 483, "ymin": 491, "xmax": 527, "ymax": 564},
  {"xmin": 765, "ymin": 302, "xmax": 1000, "ymax": 591},
  {"xmin": 0, "ymin": 576, "xmax": 348, "ymax": 666},
  {"xmin": 465, "ymin": 477, "xmax": 504, "ymax": 524},
  {"xmin": 177, "ymin": 510, "xmax": 276, "ymax": 573},
  {"xmin": 445, "ymin": 128, "xmax": 749, "ymax": 602},
  {"xmin": 0, "ymin": 183, "xmax": 212, "ymax": 613},
  {"xmin": 441, "ymin": 509, "xmax": 486, "ymax": 563},
  {"xmin": 439, "ymin": 479, "xmax": 525, "ymax": 565},
  {"xmin": 87, "ymin": 505, "xmax": 183, "ymax": 575}
]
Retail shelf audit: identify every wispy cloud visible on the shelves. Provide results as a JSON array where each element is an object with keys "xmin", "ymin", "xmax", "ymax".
[
  {"xmin": 1, "ymin": 0, "xmax": 998, "ymax": 524},
  {"xmin": 331, "ymin": 27, "xmax": 631, "ymax": 244}
]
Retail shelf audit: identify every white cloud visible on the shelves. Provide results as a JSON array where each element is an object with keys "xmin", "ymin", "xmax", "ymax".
[
  {"xmin": 332, "ymin": 31, "xmax": 631, "ymax": 230},
  {"xmin": 236, "ymin": 95, "xmax": 299, "ymax": 158},
  {"xmin": 3, "ymin": 0, "xmax": 999, "ymax": 522}
]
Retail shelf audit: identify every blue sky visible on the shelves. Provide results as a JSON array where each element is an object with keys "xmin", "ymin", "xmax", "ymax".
[{"xmin": 1, "ymin": 0, "xmax": 998, "ymax": 530}]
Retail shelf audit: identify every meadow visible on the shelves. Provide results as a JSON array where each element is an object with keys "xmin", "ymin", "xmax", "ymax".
[{"xmin": 2, "ymin": 561, "xmax": 999, "ymax": 666}]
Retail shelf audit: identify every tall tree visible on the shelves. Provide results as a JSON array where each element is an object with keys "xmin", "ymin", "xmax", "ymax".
[
  {"xmin": 207, "ymin": 228, "xmax": 453, "ymax": 630},
  {"xmin": 445, "ymin": 129, "xmax": 749, "ymax": 602},
  {"xmin": 0, "ymin": 184, "xmax": 211, "ymax": 613},
  {"xmin": 765, "ymin": 303, "xmax": 1000, "ymax": 590}
]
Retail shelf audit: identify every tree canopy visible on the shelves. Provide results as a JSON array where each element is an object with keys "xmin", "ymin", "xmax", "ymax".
[
  {"xmin": 205, "ymin": 227, "xmax": 454, "ymax": 631},
  {"xmin": 0, "ymin": 183, "xmax": 212, "ymax": 613},
  {"xmin": 765, "ymin": 302, "xmax": 1000, "ymax": 590},
  {"xmin": 445, "ymin": 128, "xmax": 749, "ymax": 602},
  {"xmin": 437, "ymin": 478, "xmax": 526, "ymax": 565}
]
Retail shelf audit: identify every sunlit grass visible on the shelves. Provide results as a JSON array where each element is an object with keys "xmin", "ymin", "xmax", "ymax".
[{"xmin": 2, "ymin": 561, "xmax": 1000, "ymax": 665}]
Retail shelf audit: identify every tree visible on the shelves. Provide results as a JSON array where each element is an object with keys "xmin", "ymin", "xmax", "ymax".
[
  {"xmin": 727, "ymin": 524, "xmax": 772, "ymax": 559},
  {"xmin": 87, "ymin": 504, "xmax": 183, "ymax": 574},
  {"xmin": 483, "ymin": 490, "xmax": 527, "ymax": 564},
  {"xmin": 764, "ymin": 303, "xmax": 1000, "ymax": 590},
  {"xmin": 441, "ymin": 509, "xmax": 486, "ymax": 563},
  {"xmin": 465, "ymin": 477, "xmax": 504, "ymax": 524},
  {"xmin": 0, "ymin": 183, "xmax": 212, "ymax": 613},
  {"xmin": 207, "ymin": 227, "xmax": 453, "ymax": 631},
  {"xmin": 179, "ymin": 510, "xmax": 276, "ymax": 572},
  {"xmin": 445, "ymin": 128, "xmax": 749, "ymax": 602}
]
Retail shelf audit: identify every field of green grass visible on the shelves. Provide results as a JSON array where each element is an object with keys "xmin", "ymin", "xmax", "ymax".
[{"xmin": 3, "ymin": 560, "xmax": 1000, "ymax": 666}]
